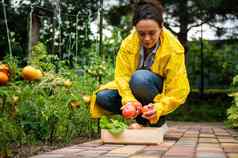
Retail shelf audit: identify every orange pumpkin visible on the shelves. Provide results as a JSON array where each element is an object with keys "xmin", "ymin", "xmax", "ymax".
[
  {"xmin": 0, "ymin": 64, "xmax": 10, "ymax": 76},
  {"xmin": 22, "ymin": 66, "xmax": 43, "ymax": 81},
  {"xmin": 0, "ymin": 71, "xmax": 9, "ymax": 85}
]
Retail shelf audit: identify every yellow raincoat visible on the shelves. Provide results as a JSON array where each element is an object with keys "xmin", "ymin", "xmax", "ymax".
[{"xmin": 89, "ymin": 27, "xmax": 190, "ymax": 123}]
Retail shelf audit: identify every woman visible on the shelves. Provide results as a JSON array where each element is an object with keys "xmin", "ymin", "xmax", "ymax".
[{"xmin": 89, "ymin": 0, "xmax": 190, "ymax": 127}]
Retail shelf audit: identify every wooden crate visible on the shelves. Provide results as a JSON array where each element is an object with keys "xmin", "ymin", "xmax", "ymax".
[{"xmin": 101, "ymin": 123, "xmax": 168, "ymax": 145}]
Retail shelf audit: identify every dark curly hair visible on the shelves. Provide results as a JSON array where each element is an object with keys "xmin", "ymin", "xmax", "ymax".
[{"xmin": 132, "ymin": 0, "xmax": 164, "ymax": 27}]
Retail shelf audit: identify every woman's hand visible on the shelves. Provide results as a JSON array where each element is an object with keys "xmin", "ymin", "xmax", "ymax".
[
  {"xmin": 121, "ymin": 101, "xmax": 142, "ymax": 119},
  {"xmin": 142, "ymin": 103, "xmax": 157, "ymax": 123}
]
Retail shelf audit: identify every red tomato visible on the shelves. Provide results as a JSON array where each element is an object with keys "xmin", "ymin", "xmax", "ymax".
[
  {"xmin": 142, "ymin": 105, "xmax": 154, "ymax": 113},
  {"xmin": 133, "ymin": 102, "xmax": 142, "ymax": 116},
  {"xmin": 142, "ymin": 105, "xmax": 157, "ymax": 123},
  {"xmin": 122, "ymin": 103, "xmax": 136, "ymax": 119}
]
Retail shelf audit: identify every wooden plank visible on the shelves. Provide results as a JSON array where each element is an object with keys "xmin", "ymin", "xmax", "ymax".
[{"xmin": 101, "ymin": 123, "xmax": 168, "ymax": 145}]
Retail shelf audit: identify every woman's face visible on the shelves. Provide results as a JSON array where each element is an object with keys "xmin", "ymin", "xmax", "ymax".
[{"xmin": 135, "ymin": 19, "xmax": 162, "ymax": 49}]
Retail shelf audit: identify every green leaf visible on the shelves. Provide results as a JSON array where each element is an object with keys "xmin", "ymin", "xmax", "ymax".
[
  {"xmin": 108, "ymin": 127, "xmax": 124, "ymax": 135},
  {"xmin": 99, "ymin": 115, "xmax": 128, "ymax": 135},
  {"xmin": 99, "ymin": 115, "xmax": 110, "ymax": 129}
]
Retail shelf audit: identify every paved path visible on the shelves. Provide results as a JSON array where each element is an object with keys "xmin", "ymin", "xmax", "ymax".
[{"xmin": 31, "ymin": 122, "xmax": 238, "ymax": 158}]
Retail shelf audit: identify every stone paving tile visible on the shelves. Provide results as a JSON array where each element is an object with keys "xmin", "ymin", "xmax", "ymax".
[
  {"xmin": 30, "ymin": 122, "xmax": 238, "ymax": 158},
  {"xmin": 199, "ymin": 138, "xmax": 218, "ymax": 143},
  {"xmin": 164, "ymin": 132, "xmax": 183, "ymax": 140},
  {"xmin": 167, "ymin": 127, "xmax": 186, "ymax": 133},
  {"xmin": 200, "ymin": 128, "xmax": 213, "ymax": 134},
  {"xmin": 197, "ymin": 146, "xmax": 223, "ymax": 152},
  {"xmin": 75, "ymin": 149, "xmax": 109, "ymax": 157},
  {"xmin": 230, "ymin": 133, "xmax": 238, "ymax": 137},
  {"xmin": 49, "ymin": 147, "xmax": 86, "ymax": 154},
  {"xmin": 71, "ymin": 143, "xmax": 124, "ymax": 151},
  {"xmin": 129, "ymin": 150, "xmax": 163, "ymax": 158},
  {"xmin": 196, "ymin": 152, "xmax": 226, "ymax": 158},
  {"xmin": 227, "ymin": 153, "xmax": 238, "ymax": 158},
  {"xmin": 77, "ymin": 139, "xmax": 103, "ymax": 146},
  {"xmin": 177, "ymin": 138, "xmax": 197, "ymax": 142},
  {"xmin": 164, "ymin": 146, "xmax": 195, "ymax": 158},
  {"xmin": 161, "ymin": 141, "xmax": 177, "ymax": 147},
  {"xmin": 176, "ymin": 126, "xmax": 190, "ymax": 131},
  {"xmin": 199, "ymin": 134, "xmax": 216, "ymax": 138},
  {"xmin": 94, "ymin": 145, "xmax": 124, "ymax": 151},
  {"xmin": 162, "ymin": 156, "xmax": 193, "ymax": 158},
  {"xmin": 176, "ymin": 140, "xmax": 197, "ymax": 144},
  {"xmin": 175, "ymin": 144, "xmax": 197, "ymax": 148},
  {"xmin": 144, "ymin": 145, "xmax": 168, "ymax": 151},
  {"xmin": 185, "ymin": 131, "xmax": 199, "ymax": 135},
  {"xmin": 100, "ymin": 144, "xmax": 126, "ymax": 147},
  {"xmin": 218, "ymin": 138, "xmax": 238, "ymax": 143},
  {"xmin": 180, "ymin": 137, "xmax": 198, "ymax": 141},
  {"xmin": 100, "ymin": 156, "xmax": 128, "ymax": 158},
  {"xmin": 143, "ymin": 141, "xmax": 176, "ymax": 153},
  {"xmin": 165, "ymin": 150, "xmax": 195, "ymax": 157},
  {"xmin": 31, "ymin": 153, "xmax": 65, "ymax": 158},
  {"xmin": 183, "ymin": 134, "xmax": 199, "ymax": 138},
  {"xmin": 67, "ymin": 145, "xmax": 100, "ymax": 150},
  {"xmin": 215, "ymin": 132, "xmax": 231, "ymax": 137},
  {"xmin": 197, "ymin": 143, "xmax": 221, "ymax": 149},
  {"xmin": 217, "ymin": 136, "xmax": 234, "ymax": 139},
  {"xmin": 213, "ymin": 128, "xmax": 227, "ymax": 133},
  {"xmin": 105, "ymin": 145, "xmax": 145, "ymax": 157},
  {"xmin": 164, "ymin": 153, "xmax": 194, "ymax": 158},
  {"xmin": 221, "ymin": 143, "xmax": 238, "ymax": 153}
]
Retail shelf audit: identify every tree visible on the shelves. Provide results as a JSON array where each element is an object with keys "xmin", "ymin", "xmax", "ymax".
[
  {"xmin": 104, "ymin": 0, "xmax": 238, "ymax": 52},
  {"xmin": 161, "ymin": 0, "xmax": 238, "ymax": 52},
  {"xmin": 0, "ymin": 0, "xmax": 99, "ymax": 60}
]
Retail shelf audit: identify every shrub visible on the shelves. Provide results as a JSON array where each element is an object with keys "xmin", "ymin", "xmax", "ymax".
[
  {"xmin": 0, "ymin": 56, "xmax": 104, "ymax": 157},
  {"xmin": 226, "ymin": 74, "xmax": 238, "ymax": 128},
  {"xmin": 167, "ymin": 90, "xmax": 232, "ymax": 122},
  {"xmin": 188, "ymin": 41, "xmax": 238, "ymax": 89}
]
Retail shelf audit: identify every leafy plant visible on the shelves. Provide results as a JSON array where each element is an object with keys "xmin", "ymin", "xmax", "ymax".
[
  {"xmin": 167, "ymin": 90, "xmax": 232, "ymax": 122},
  {"xmin": 0, "ymin": 116, "xmax": 20, "ymax": 158},
  {"xmin": 226, "ymin": 99, "xmax": 238, "ymax": 128},
  {"xmin": 100, "ymin": 115, "xmax": 128, "ymax": 135},
  {"xmin": 226, "ymin": 74, "xmax": 238, "ymax": 128},
  {"xmin": 188, "ymin": 41, "xmax": 238, "ymax": 89},
  {"xmin": 81, "ymin": 44, "xmax": 114, "ymax": 84},
  {"xmin": 0, "ymin": 55, "xmax": 107, "ymax": 157},
  {"xmin": 29, "ymin": 42, "xmax": 56, "ymax": 71}
]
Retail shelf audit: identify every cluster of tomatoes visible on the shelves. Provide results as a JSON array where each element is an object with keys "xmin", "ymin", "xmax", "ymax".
[
  {"xmin": 122, "ymin": 102, "xmax": 154, "ymax": 119},
  {"xmin": 0, "ymin": 64, "xmax": 43, "ymax": 86}
]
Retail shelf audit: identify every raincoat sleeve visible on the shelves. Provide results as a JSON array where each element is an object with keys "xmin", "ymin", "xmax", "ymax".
[
  {"xmin": 114, "ymin": 40, "xmax": 138, "ymax": 105},
  {"xmin": 153, "ymin": 51, "xmax": 190, "ymax": 122}
]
